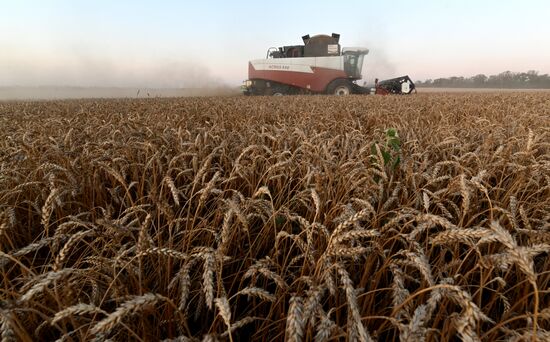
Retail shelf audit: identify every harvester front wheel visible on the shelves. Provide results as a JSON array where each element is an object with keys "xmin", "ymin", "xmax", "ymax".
[{"xmin": 327, "ymin": 79, "xmax": 352, "ymax": 96}]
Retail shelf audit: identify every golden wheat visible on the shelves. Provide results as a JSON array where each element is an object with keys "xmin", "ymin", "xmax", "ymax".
[{"xmin": 0, "ymin": 93, "xmax": 549, "ymax": 341}]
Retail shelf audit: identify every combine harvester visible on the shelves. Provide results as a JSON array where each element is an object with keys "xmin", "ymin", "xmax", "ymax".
[{"xmin": 242, "ymin": 33, "xmax": 415, "ymax": 96}]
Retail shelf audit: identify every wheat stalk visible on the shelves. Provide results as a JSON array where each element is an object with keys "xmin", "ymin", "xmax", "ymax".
[
  {"xmin": 168, "ymin": 259, "xmax": 195, "ymax": 312},
  {"xmin": 163, "ymin": 176, "xmax": 180, "ymax": 206},
  {"xmin": 41, "ymin": 187, "xmax": 60, "ymax": 232},
  {"xmin": 214, "ymin": 297, "xmax": 232, "ymax": 341},
  {"xmin": 21, "ymin": 268, "xmax": 77, "ymax": 302},
  {"xmin": 337, "ymin": 266, "xmax": 372, "ymax": 342},
  {"xmin": 53, "ymin": 230, "xmax": 95, "ymax": 271},
  {"xmin": 137, "ymin": 213, "xmax": 152, "ymax": 253},
  {"xmin": 90, "ymin": 293, "xmax": 165, "ymax": 335},
  {"xmin": 237, "ymin": 288, "xmax": 276, "ymax": 302},
  {"xmin": 51, "ymin": 303, "xmax": 107, "ymax": 325},
  {"xmin": 286, "ymin": 295, "xmax": 305, "ymax": 342},
  {"xmin": 136, "ymin": 247, "xmax": 188, "ymax": 260},
  {"xmin": 314, "ymin": 309, "xmax": 336, "ymax": 342},
  {"xmin": 202, "ymin": 252, "xmax": 215, "ymax": 310},
  {"xmin": 0, "ymin": 309, "xmax": 16, "ymax": 342}
]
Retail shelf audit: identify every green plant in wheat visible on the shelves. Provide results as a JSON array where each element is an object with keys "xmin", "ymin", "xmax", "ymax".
[{"xmin": 370, "ymin": 128, "xmax": 401, "ymax": 181}]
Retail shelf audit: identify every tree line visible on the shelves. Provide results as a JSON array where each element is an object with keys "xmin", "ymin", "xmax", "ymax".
[{"xmin": 416, "ymin": 70, "xmax": 550, "ymax": 88}]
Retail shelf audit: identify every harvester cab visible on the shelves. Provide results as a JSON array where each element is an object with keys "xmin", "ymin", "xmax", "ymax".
[
  {"xmin": 343, "ymin": 48, "xmax": 369, "ymax": 79},
  {"xmin": 242, "ymin": 33, "xmax": 415, "ymax": 96}
]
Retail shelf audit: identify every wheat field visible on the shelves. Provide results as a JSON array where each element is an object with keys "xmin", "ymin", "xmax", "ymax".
[{"xmin": 0, "ymin": 93, "xmax": 549, "ymax": 341}]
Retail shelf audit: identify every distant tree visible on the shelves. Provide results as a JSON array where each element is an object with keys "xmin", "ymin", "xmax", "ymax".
[
  {"xmin": 432, "ymin": 78, "xmax": 446, "ymax": 87},
  {"xmin": 449, "ymin": 76, "xmax": 464, "ymax": 86},
  {"xmin": 472, "ymin": 74, "xmax": 487, "ymax": 86},
  {"xmin": 517, "ymin": 72, "xmax": 529, "ymax": 84},
  {"xmin": 415, "ymin": 71, "xmax": 550, "ymax": 88}
]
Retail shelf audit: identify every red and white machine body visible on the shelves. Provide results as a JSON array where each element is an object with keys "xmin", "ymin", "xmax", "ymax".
[
  {"xmin": 242, "ymin": 33, "xmax": 373, "ymax": 95},
  {"xmin": 248, "ymin": 49, "xmax": 367, "ymax": 93},
  {"xmin": 242, "ymin": 33, "xmax": 415, "ymax": 96}
]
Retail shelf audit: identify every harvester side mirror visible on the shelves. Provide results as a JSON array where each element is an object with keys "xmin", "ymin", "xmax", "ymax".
[
  {"xmin": 331, "ymin": 33, "xmax": 340, "ymax": 42},
  {"xmin": 302, "ymin": 34, "xmax": 310, "ymax": 44}
]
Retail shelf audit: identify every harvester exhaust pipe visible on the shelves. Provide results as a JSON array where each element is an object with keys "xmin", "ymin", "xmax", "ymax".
[
  {"xmin": 302, "ymin": 34, "xmax": 310, "ymax": 44},
  {"xmin": 331, "ymin": 33, "xmax": 340, "ymax": 42}
]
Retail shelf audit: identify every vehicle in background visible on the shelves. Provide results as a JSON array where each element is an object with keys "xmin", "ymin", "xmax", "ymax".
[{"xmin": 242, "ymin": 33, "xmax": 415, "ymax": 96}]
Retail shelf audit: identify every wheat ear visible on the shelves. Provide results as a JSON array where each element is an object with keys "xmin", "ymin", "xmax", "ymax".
[{"xmin": 90, "ymin": 293, "xmax": 165, "ymax": 335}]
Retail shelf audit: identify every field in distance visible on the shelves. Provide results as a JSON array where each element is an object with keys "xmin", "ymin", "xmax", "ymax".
[
  {"xmin": 418, "ymin": 87, "xmax": 550, "ymax": 93},
  {"xmin": 2, "ymin": 86, "xmax": 550, "ymax": 100},
  {"xmin": 0, "ymin": 86, "xmax": 240, "ymax": 100},
  {"xmin": 0, "ymin": 93, "xmax": 549, "ymax": 341}
]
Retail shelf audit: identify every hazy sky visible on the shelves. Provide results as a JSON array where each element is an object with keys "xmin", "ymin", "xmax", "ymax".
[{"xmin": 1, "ymin": 0, "xmax": 549, "ymax": 87}]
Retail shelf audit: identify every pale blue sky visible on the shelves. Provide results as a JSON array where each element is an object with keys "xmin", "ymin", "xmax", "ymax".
[{"xmin": 1, "ymin": 0, "xmax": 549, "ymax": 87}]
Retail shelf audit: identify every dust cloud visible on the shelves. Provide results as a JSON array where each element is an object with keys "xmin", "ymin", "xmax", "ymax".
[
  {"xmin": 0, "ymin": 55, "xmax": 237, "ymax": 100},
  {"xmin": 359, "ymin": 43, "xmax": 397, "ymax": 86}
]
